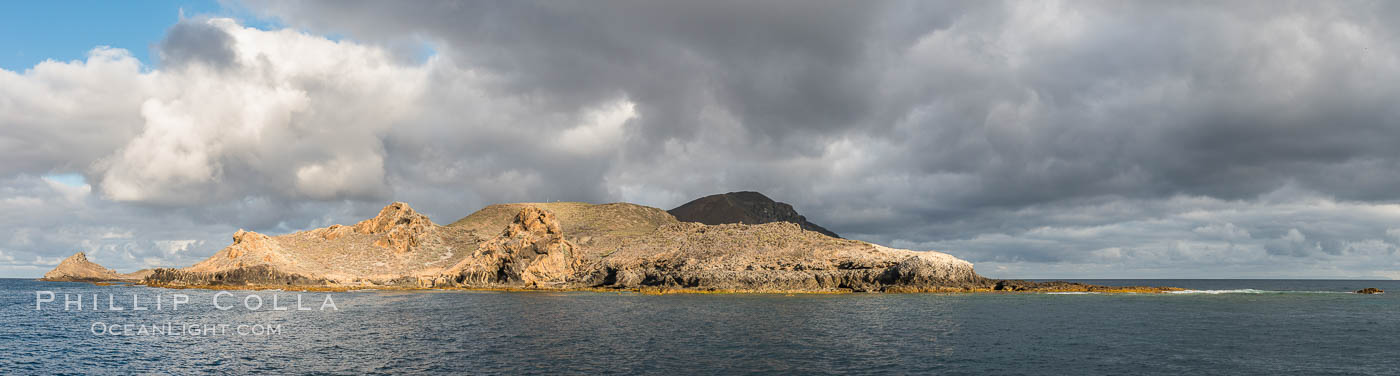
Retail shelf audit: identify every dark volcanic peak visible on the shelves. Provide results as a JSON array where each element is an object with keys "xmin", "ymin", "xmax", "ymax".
[{"xmin": 668, "ymin": 191, "xmax": 841, "ymax": 238}]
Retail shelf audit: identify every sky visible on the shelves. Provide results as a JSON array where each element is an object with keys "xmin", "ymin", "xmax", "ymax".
[
  {"xmin": 2, "ymin": 1, "xmax": 1399, "ymax": 279},
  {"xmin": 0, "ymin": 0, "xmax": 236, "ymax": 71}
]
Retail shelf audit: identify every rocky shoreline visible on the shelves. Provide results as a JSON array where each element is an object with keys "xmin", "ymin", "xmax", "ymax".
[
  {"xmin": 135, "ymin": 282, "xmax": 1184, "ymax": 294},
  {"xmin": 137, "ymin": 271, "xmax": 1182, "ymax": 294}
]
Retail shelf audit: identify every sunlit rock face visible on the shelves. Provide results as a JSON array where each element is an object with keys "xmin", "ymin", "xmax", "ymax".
[
  {"xmin": 444, "ymin": 207, "xmax": 580, "ymax": 287},
  {"xmin": 353, "ymin": 201, "xmax": 435, "ymax": 254}
]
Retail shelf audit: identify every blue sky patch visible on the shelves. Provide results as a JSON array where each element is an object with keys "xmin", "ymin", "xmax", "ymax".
[{"xmin": 0, "ymin": 0, "xmax": 272, "ymax": 71}]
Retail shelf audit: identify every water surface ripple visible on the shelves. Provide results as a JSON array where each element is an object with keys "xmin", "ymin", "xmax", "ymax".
[{"xmin": 1, "ymin": 279, "xmax": 1396, "ymax": 375}]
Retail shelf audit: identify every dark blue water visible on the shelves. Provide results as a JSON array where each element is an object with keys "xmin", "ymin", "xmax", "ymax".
[{"xmin": 2, "ymin": 279, "xmax": 1397, "ymax": 375}]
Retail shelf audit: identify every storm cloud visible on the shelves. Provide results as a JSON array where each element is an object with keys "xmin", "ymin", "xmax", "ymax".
[{"xmin": 2, "ymin": 1, "xmax": 1399, "ymax": 278}]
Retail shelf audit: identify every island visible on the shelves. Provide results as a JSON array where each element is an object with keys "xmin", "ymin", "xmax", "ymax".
[{"xmin": 41, "ymin": 191, "xmax": 1178, "ymax": 293}]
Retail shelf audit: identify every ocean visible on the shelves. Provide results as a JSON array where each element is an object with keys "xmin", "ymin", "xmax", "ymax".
[{"xmin": 2, "ymin": 279, "xmax": 1396, "ymax": 375}]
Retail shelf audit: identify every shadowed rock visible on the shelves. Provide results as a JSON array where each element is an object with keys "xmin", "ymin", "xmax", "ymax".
[
  {"xmin": 987, "ymin": 280, "xmax": 1179, "ymax": 293},
  {"xmin": 146, "ymin": 265, "xmax": 326, "ymax": 287},
  {"xmin": 669, "ymin": 191, "xmax": 841, "ymax": 238}
]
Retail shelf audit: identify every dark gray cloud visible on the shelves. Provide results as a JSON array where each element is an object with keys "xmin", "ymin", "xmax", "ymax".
[
  {"xmin": 246, "ymin": 1, "xmax": 1400, "ymax": 206},
  {"xmin": 242, "ymin": 0, "xmax": 1400, "ymax": 278},
  {"xmin": 158, "ymin": 19, "xmax": 239, "ymax": 69},
  {"xmin": 2, "ymin": 1, "xmax": 1400, "ymax": 278}
]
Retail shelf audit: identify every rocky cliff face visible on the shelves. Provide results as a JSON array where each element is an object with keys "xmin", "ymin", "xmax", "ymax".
[
  {"xmin": 41, "ymin": 252, "xmax": 149, "ymax": 282},
  {"xmin": 584, "ymin": 222, "xmax": 988, "ymax": 292},
  {"xmin": 669, "ymin": 191, "xmax": 841, "ymax": 238},
  {"xmin": 437, "ymin": 207, "xmax": 581, "ymax": 288}
]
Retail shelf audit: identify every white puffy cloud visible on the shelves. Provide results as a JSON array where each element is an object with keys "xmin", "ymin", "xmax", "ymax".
[
  {"xmin": 553, "ymin": 100, "xmax": 637, "ymax": 156},
  {"xmin": 0, "ymin": 17, "xmax": 661, "ymax": 275},
  {"xmin": 0, "ymin": 47, "xmax": 149, "ymax": 177},
  {"xmin": 94, "ymin": 18, "xmax": 431, "ymax": 204}
]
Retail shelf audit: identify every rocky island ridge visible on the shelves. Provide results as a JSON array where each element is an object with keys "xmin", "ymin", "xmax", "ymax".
[{"xmin": 42, "ymin": 192, "xmax": 1179, "ymax": 294}]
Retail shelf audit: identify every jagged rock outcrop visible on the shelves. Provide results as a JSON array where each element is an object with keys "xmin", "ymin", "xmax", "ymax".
[
  {"xmin": 41, "ymin": 252, "xmax": 148, "ymax": 282},
  {"xmin": 669, "ymin": 191, "xmax": 841, "ymax": 238},
  {"xmin": 440, "ymin": 207, "xmax": 580, "ymax": 287},
  {"xmin": 352, "ymin": 201, "xmax": 434, "ymax": 253},
  {"xmin": 310, "ymin": 224, "xmax": 353, "ymax": 240}
]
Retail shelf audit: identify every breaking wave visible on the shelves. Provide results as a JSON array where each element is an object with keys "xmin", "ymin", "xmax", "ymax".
[
  {"xmin": 1167, "ymin": 289, "xmax": 1350, "ymax": 294},
  {"xmin": 1169, "ymin": 289, "xmax": 1269, "ymax": 294}
]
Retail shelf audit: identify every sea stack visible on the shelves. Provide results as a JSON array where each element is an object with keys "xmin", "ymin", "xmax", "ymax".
[{"xmin": 40, "ymin": 252, "xmax": 151, "ymax": 282}]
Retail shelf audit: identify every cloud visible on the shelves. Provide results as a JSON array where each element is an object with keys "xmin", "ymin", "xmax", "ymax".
[
  {"xmin": 553, "ymin": 100, "xmax": 637, "ymax": 157},
  {"xmin": 3, "ymin": 2, "xmax": 1400, "ymax": 278},
  {"xmin": 158, "ymin": 19, "xmax": 239, "ymax": 69},
  {"xmin": 1192, "ymin": 223, "xmax": 1252, "ymax": 241},
  {"xmin": 246, "ymin": 1, "xmax": 1400, "ymax": 210},
  {"xmin": 95, "ymin": 18, "xmax": 432, "ymax": 205},
  {"xmin": 897, "ymin": 190, "xmax": 1400, "ymax": 278},
  {"xmin": 0, "ymin": 17, "xmax": 677, "ymax": 274},
  {"xmin": 0, "ymin": 47, "xmax": 148, "ymax": 177},
  {"xmin": 154, "ymin": 239, "xmax": 201, "ymax": 256}
]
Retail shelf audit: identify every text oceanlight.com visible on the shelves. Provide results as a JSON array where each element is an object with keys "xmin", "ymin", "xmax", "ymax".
[{"xmin": 90, "ymin": 322, "xmax": 283, "ymax": 336}]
